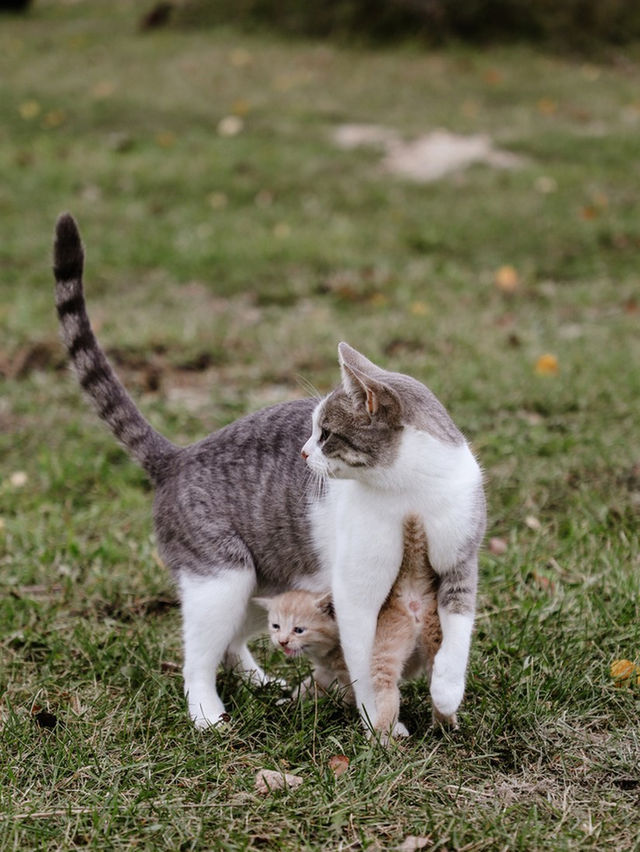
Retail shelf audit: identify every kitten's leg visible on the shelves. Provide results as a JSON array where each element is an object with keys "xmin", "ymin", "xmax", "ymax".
[
  {"xmin": 371, "ymin": 611, "xmax": 416, "ymax": 741},
  {"xmin": 429, "ymin": 555, "xmax": 477, "ymax": 722},
  {"xmin": 180, "ymin": 568, "xmax": 256, "ymax": 729}
]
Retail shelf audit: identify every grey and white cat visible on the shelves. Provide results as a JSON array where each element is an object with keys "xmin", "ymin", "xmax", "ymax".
[{"xmin": 52, "ymin": 213, "xmax": 485, "ymax": 736}]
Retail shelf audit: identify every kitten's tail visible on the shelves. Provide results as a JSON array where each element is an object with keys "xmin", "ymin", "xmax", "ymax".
[{"xmin": 53, "ymin": 213, "xmax": 177, "ymax": 480}]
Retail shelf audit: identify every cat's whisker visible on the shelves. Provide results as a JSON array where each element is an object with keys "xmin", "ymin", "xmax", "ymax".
[{"xmin": 295, "ymin": 374, "xmax": 323, "ymax": 401}]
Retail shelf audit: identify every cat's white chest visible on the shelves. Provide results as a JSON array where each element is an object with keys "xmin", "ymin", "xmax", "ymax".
[{"xmin": 310, "ymin": 427, "xmax": 482, "ymax": 575}]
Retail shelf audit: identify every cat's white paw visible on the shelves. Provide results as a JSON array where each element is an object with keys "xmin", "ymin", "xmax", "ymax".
[
  {"xmin": 187, "ymin": 691, "xmax": 229, "ymax": 730},
  {"xmin": 432, "ymin": 707, "xmax": 459, "ymax": 729},
  {"xmin": 429, "ymin": 657, "xmax": 465, "ymax": 718}
]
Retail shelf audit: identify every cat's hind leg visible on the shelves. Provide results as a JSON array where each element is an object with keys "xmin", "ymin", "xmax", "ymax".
[
  {"xmin": 224, "ymin": 599, "xmax": 286, "ymax": 688},
  {"xmin": 180, "ymin": 567, "xmax": 256, "ymax": 729}
]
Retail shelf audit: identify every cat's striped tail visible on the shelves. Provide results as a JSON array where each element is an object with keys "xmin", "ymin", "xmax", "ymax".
[{"xmin": 53, "ymin": 213, "xmax": 177, "ymax": 480}]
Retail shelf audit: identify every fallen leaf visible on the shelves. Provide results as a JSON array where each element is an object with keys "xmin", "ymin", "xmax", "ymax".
[
  {"xmin": 525, "ymin": 515, "xmax": 542, "ymax": 531},
  {"xmin": 532, "ymin": 570, "xmax": 555, "ymax": 592},
  {"xmin": 273, "ymin": 223, "xmax": 291, "ymax": 239},
  {"xmin": 534, "ymin": 354, "xmax": 559, "ymax": 376},
  {"xmin": 42, "ymin": 109, "xmax": 66, "ymax": 129},
  {"xmin": 232, "ymin": 99, "xmax": 250, "ymax": 117},
  {"xmin": 10, "ymin": 471, "xmax": 28, "ymax": 487},
  {"xmin": 489, "ymin": 537, "xmax": 508, "ymax": 555},
  {"xmin": 328, "ymin": 755, "xmax": 349, "ymax": 777},
  {"xmin": 255, "ymin": 769, "xmax": 303, "ymax": 794},
  {"xmin": 483, "ymin": 68, "xmax": 503, "ymax": 85},
  {"xmin": 537, "ymin": 98, "xmax": 558, "ymax": 115},
  {"xmin": 19, "ymin": 100, "xmax": 40, "ymax": 120},
  {"xmin": 580, "ymin": 205, "xmax": 598, "ymax": 220},
  {"xmin": 410, "ymin": 301, "xmax": 429, "ymax": 316},
  {"xmin": 494, "ymin": 265, "xmax": 519, "ymax": 293},
  {"xmin": 208, "ymin": 192, "xmax": 228, "ymax": 210},
  {"xmin": 610, "ymin": 659, "xmax": 638, "ymax": 687},
  {"xmin": 230, "ymin": 48, "xmax": 252, "ymax": 68},
  {"xmin": 155, "ymin": 131, "xmax": 175, "ymax": 148}
]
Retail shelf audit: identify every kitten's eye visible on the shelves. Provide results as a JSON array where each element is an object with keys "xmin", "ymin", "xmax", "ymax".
[
  {"xmin": 319, "ymin": 427, "xmax": 331, "ymax": 443},
  {"xmin": 294, "ymin": 626, "xmax": 305, "ymax": 634},
  {"xmin": 272, "ymin": 623, "xmax": 280, "ymax": 630}
]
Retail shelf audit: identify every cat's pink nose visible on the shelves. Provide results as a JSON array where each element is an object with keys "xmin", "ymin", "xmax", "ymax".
[
  {"xmin": 279, "ymin": 639, "xmax": 289, "ymax": 647},
  {"xmin": 301, "ymin": 449, "xmax": 309, "ymax": 460}
]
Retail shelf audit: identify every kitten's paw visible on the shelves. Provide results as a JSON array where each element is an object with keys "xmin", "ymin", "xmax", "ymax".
[
  {"xmin": 429, "ymin": 659, "xmax": 465, "ymax": 718},
  {"xmin": 368, "ymin": 720, "xmax": 410, "ymax": 745},
  {"xmin": 391, "ymin": 720, "xmax": 410, "ymax": 739}
]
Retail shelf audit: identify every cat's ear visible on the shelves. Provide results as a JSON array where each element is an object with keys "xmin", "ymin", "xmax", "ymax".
[
  {"xmin": 315, "ymin": 593, "xmax": 335, "ymax": 619},
  {"xmin": 338, "ymin": 342, "xmax": 402, "ymax": 420},
  {"xmin": 252, "ymin": 597, "xmax": 272, "ymax": 611}
]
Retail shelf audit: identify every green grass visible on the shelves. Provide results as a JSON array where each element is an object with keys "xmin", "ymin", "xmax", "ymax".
[{"xmin": 1, "ymin": 2, "xmax": 639, "ymax": 849}]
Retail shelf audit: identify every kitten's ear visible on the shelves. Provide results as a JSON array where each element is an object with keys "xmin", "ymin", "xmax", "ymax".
[
  {"xmin": 315, "ymin": 593, "xmax": 335, "ymax": 619},
  {"xmin": 338, "ymin": 342, "xmax": 402, "ymax": 421},
  {"xmin": 252, "ymin": 597, "xmax": 272, "ymax": 611}
]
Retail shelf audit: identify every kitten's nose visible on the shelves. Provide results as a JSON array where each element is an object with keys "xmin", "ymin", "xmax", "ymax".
[
  {"xmin": 301, "ymin": 449, "xmax": 309, "ymax": 460},
  {"xmin": 279, "ymin": 638, "xmax": 289, "ymax": 647}
]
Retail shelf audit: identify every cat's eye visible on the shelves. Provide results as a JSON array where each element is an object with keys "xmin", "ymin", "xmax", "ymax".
[
  {"xmin": 294, "ymin": 626, "xmax": 305, "ymax": 634},
  {"xmin": 271, "ymin": 623, "xmax": 280, "ymax": 630},
  {"xmin": 319, "ymin": 427, "xmax": 331, "ymax": 443}
]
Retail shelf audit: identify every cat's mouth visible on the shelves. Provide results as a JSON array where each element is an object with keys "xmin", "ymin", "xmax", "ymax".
[{"xmin": 282, "ymin": 646, "xmax": 302, "ymax": 658}]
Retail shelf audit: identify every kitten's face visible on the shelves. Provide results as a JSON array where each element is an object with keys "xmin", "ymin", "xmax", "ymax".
[{"xmin": 256, "ymin": 592, "xmax": 338, "ymax": 658}]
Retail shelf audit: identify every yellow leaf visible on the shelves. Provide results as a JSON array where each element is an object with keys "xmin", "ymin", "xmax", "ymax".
[
  {"xmin": 410, "ymin": 301, "xmax": 429, "ymax": 316},
  {"xmin": 610, "ymin": 659, "xmax": 637, "ymax": 686},
  {"xmin": 208, "ymin": 192, "xmax": 228, "ymax": 210},
  {"xmin": 273, "ymin": 223, "xmax": 291, "ymax": 239},
  {"xmin": 232, "ymin": 99, "xmax": 250, "ymax": 117},
  {"xmin": 494, "ymin": 265, "xmax": 519, "ymax": 293},
  {"xmin": 155, "ymin": 131, "xmax": 175, "ymax": 148},
  {"xmin": 42, "ymin": 109, "xmax": 66, "ymax": 129},
  {"xmin": 230, "ymin": 48, "xmax": 252, "ymax": 68},
  {"xmin": 19, "ymin": 100, "xmax": 41, "ymax": 120},
  {"xmin": 535, "ymin": 354, "xmax": 559, "ymax": 375},
  {"xmin": 537, "ymin": 98, "xmax": 558, "ymax": 115},
  {"xmin": 369, "ymin": 292, "xmax": 387, "ymax": 308}
]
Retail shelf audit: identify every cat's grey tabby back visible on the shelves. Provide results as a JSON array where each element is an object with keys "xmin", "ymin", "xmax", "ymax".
[{"xmin": 53, "ymin": 213, "xmax": 485, "ymax": 737}]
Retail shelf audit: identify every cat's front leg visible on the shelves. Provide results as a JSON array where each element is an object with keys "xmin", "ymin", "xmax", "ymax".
[
  {"xmin": 429, "ymin": 556, "xmax": 477, "ymax": 721},
  {"xmin": 332, "ymin": 537, "xmax": 402, "ymax": 730}
]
